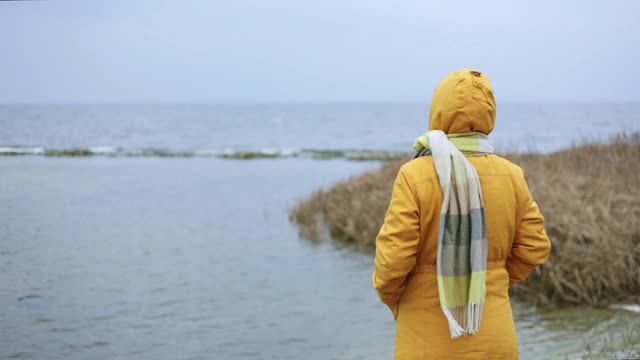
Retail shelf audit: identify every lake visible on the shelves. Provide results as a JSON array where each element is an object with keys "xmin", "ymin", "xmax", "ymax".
[{"xmin": 1, "ymin": 103, "xmax": 639, "ymax": 359}]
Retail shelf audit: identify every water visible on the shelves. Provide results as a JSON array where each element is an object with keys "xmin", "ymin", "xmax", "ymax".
[
  {"xmin": 1, "ymin": 103, "xmax": 639, "ymax": 359},
  {"xmin": 1, "ymin": 103, "xmax": 639, "ymax": 156}
]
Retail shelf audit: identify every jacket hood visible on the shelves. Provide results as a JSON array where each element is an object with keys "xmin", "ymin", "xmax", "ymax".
[{"xmin": 428, "ymin": 68, "xmax": 496, "ymax": 135}]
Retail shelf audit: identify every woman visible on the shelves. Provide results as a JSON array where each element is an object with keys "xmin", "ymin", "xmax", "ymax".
[{"xmin": 372, "ymin": 69, "xmax": 551, "ymax": 359}]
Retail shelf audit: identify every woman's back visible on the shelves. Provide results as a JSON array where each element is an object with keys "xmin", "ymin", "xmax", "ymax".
[{"xmin": 372, "ymin": 69, "xmax": 551, "ymax": 359}]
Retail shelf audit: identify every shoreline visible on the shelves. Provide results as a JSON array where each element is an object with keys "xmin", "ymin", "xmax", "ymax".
[
  {"xmin": 290, "ymin": 133, "xmax": 640, "ymax": 308},
  {"xmin": 0, "ymin": 145, "xmax": 408, "ymax": 161}
]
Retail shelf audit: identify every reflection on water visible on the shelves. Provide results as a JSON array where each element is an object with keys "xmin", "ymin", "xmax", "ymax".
[{"xmin": 0, "ymin": 157, "xmax": 637, "ymax": 359}]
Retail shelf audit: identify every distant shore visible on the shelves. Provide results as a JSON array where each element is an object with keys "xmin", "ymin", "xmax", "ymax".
[
  {"xmin": 290, "ymin": 133, "xmax": 640, "ymax": 307},
  {"xmin": 0, "ymin": 145, "xmax": 407, "ymax": 161}
]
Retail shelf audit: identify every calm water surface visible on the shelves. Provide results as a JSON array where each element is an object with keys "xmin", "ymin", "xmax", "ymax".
[
  {"xmin": 1, "ymin": 157, "xmax": 637, "ymax": 360},
  {"xmin": 1, "ymin": 103, "xmax": 639, "ymax": 154}
]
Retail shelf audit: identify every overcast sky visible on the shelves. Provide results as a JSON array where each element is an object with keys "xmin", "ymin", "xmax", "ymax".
[{"xmin": 1, "ymin": 0, "xmax": 639, "ymax": 103}]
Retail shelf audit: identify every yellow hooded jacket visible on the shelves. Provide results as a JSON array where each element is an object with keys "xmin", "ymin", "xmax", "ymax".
[{"xmin": 372, "ymin": 69, "xmax": 551, "ymax": 359}]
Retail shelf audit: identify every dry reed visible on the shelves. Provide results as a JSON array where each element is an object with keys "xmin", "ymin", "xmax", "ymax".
[{"xmin": 289, "ymin": 133, "xmax": 640, "ymax": 306}]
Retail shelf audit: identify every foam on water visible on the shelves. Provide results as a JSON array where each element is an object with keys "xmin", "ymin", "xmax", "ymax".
[{"xmin": 0, "ymin": 146, "xmax": 44, "ymax": 155}]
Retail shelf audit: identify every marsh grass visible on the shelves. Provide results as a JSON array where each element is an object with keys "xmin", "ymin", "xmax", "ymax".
[{"xmin": 289, "ymin": 133, "xmax": 640, "ymax": 306}]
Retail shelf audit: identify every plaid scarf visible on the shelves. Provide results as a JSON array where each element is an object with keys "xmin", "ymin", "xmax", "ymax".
[{"xmin": 413, "ymin": 130, "xmax": 493, "ymax": 338}]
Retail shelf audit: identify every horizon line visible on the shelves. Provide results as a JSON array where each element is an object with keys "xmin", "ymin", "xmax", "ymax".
[{"xmin": 1, "ymin": 100, "xmax": 639, "ymax": 106}]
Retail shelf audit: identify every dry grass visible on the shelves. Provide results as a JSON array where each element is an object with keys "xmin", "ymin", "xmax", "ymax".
[
  {"xmin": 289, "ymin": 133, "xmax": 640, "ymax": 306},
  {"xmin": 290, "ymin": 159, "xmax": 405, "ymax": 252}
]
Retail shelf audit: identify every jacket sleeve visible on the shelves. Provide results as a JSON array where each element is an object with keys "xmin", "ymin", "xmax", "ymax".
[
  {"xmin": 372, "ymin": 165, "xmax": 421, "ymax": 313},
  {"xmin": 506, "ymin": 180, "xmax": 551, "ymax": 287}
]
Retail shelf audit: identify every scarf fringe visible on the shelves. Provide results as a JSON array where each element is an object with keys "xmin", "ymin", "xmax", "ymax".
[{"xmin": 442, "ymin": 302, "xmax": 484, "ymax": 339}]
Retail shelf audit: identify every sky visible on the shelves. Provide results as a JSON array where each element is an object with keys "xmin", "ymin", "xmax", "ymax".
[{"xmin": 1, "ymin": 0, "xmax": 639, "ymax": 103}]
